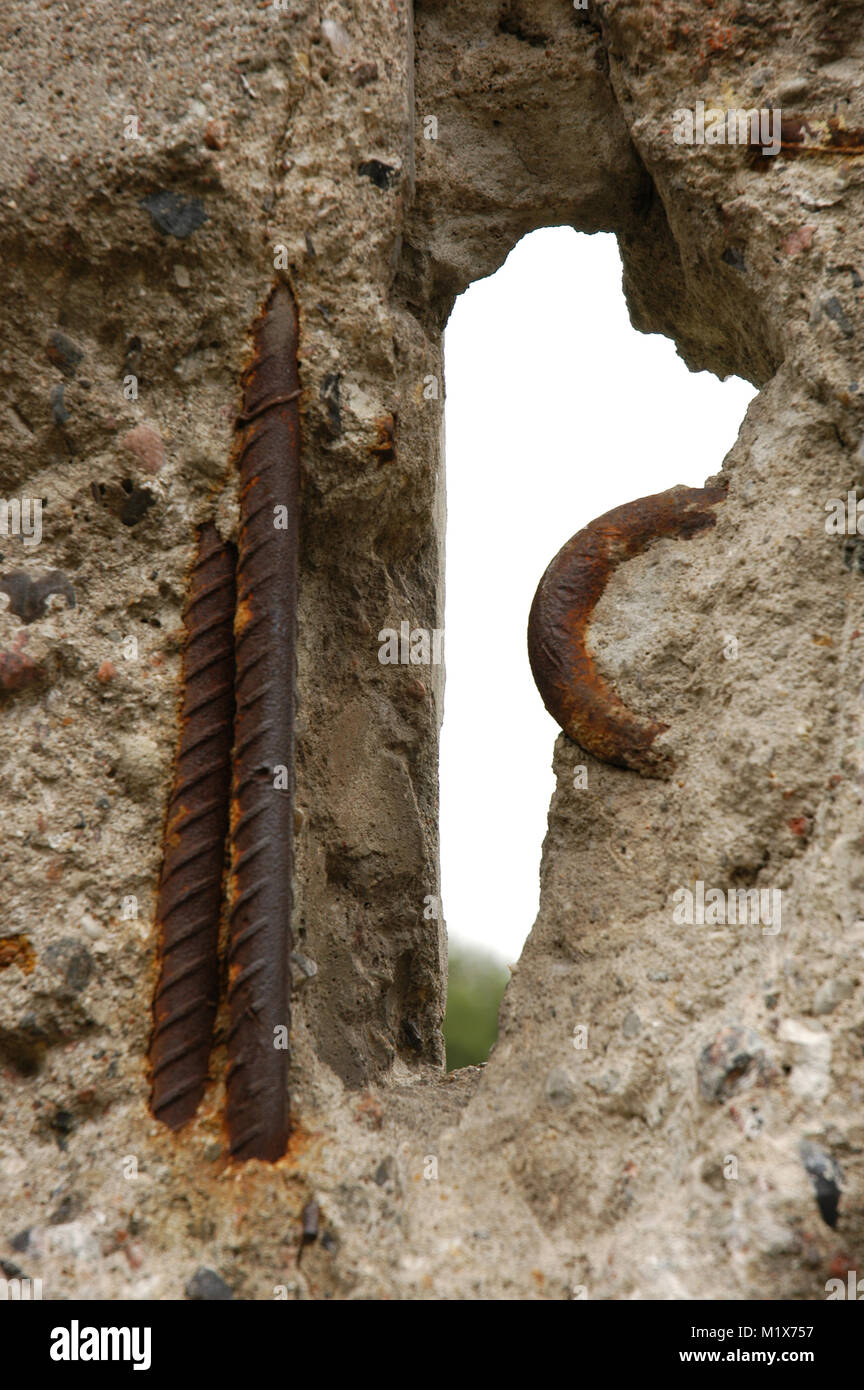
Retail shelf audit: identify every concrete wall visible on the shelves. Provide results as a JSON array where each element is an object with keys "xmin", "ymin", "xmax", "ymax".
[{"xmin": 0, "ymin": 0, "xmax": 862, "ymax": 1298}]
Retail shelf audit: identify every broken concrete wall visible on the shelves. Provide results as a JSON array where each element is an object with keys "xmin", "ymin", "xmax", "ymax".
[{"xmin": 0, "ymin": 0, "xmax": 862, "ymax": 1299}]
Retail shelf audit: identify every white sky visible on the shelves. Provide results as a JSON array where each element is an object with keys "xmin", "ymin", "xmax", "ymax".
[{"xmin": 440, "ymin": 226, "xmax": 757, "ymax": 964}]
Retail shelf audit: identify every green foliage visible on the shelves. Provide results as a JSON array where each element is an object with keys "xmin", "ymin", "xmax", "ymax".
[{"xmin": 444, "ymin": 940, "xmax": 510, "ymax": 1070}]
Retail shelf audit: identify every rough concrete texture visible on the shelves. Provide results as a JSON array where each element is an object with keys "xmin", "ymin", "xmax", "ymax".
[{"xmin": 0, "ymin": 0, "xmax": 863, "ymax": 1299}]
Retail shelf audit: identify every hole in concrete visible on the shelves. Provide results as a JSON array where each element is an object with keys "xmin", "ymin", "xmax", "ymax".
[{"xmin": 440, "ymin": 226, "xmax": 756, "ymax": 1067}]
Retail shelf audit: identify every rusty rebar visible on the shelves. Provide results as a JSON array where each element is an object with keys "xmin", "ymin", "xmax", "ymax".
[
  {"xmin": 149, "ymin": 522, "xmax": 236, "ymax": 1129},
  {"xmin": 751, "ymin": 116, "xmax": 864, "ymax": 161},
  {"xmin": 226, "ymin": 281, "xmax": 301, "ymax": 1162},
  {"xmin": 527, "ymin": 484, "xmax": 727, "ymax": 777}
]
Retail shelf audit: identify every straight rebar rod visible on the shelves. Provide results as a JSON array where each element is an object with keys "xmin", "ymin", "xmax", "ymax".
[
  {"xmin": 150, "ymin": 522, "xmax": 236, "ymax": 1129},
  {"xmin": 227, "ymin": 281, "xmax": 301, "ymax": 1162}
]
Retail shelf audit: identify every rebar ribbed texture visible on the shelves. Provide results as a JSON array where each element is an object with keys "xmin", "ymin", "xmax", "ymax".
[
  {"xmin": 150, "ymin": 522, "xmax": 236, "ymax": 1128},
  {"xmin": 227, "ymin": 282, "xmax": 301, "ymax": 1161}
]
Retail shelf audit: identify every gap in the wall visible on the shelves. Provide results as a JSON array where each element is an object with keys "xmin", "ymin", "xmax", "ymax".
[{"xmin": 440, "ymin": 225, "xmax": 757, "ymax": 1069}]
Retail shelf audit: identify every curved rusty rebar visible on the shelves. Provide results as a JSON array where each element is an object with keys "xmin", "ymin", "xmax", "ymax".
[
  {"xmin": 149, "ymin": 522, "xmax": 236, "ymax": 1129},
  {"xmin": 227, "ymin": 281, "xmax": 301, "ymax": 1162},
  {"xmin": 527, "ymin": 484, "xmax": 727, "ymax": 777}
]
